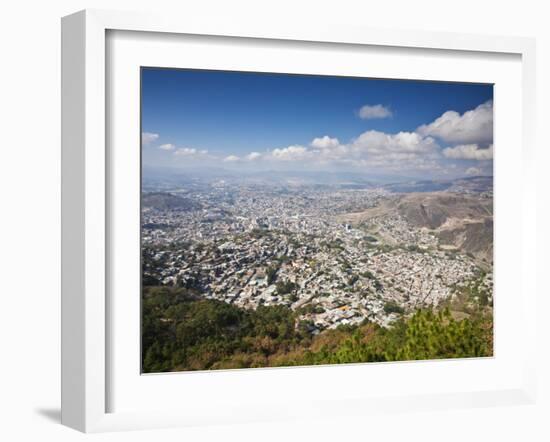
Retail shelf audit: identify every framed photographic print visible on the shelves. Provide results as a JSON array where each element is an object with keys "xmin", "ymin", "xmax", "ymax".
[
  {"xmin": 61, "ymin": 9, "xmax": 538, "ymax": 432},
  {"xmin": 139, "ymin": 68, "xmax": 495, "ymax": 373}
]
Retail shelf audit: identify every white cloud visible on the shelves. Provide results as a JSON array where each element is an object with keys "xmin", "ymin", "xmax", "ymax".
[
  {"xmin": 442, "ymin": 144, "xmax": 493, "ymax": 160},
  {"xmin": 346, "ymin": 130, "xmax": 441, "ymax": 172},
  {"xmin": 206, "ymin": 100, "xmax": 493, "ymax": 176},
  {"xmin": 142, "ymin": 132, "xmax": 159, "ymax": 145},
  {"xmin": 223, "ymin": 155, "xmax": 240, "ymax": 162},
  {"xmin": 174, "ymin": 147, "xmax": 197, "ymax": 156},
  {"xmin": 358, "ymin": 104, "xmax": 392, "ymax": 120},
  {"xmin": 252, "ymin": 128, "xmax": 440, "ymax": 172},
  {"xmin": 311, "ymin": 136, "xmax": 341, "ymax": 149},
  {"xmin": 158, "ymin": 143, "xmax": 175, "ymax": 151},
  {"xmin": 254, "ymin": 130, "xmax": 439, "ymax": 173},
  {"xmin": 465, "ymin": 167, "xmax": 482, "ymax": 176},
  {"xmin": 173, "ymin": 147, "xmax": 210, "ymax": 159},
  {"xmin": 352, "ymin": 130, "xmax": 439, "ymax": 156},
  {"xmin": 417, "ymin": 100, "xmax": 493, "ymax": 145},
  {"xmin": 246, "ymin": 152, "xmax": 262, "ymax": 161},
  {"xmin": 270, "ymin": 145, "xmax": 311, "ymax": 161}
]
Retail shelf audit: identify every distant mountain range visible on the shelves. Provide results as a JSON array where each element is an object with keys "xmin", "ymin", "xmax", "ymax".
[
  {"xmin": 143, "ymin": 166, "xmax": 412, "ymax": 186},
  {"xmin": 141, "ymin": 192, "xmax": 202, "ymax": 211},
  {"xmin": 143, "ymin": 165, "xmax": 492, "ymax": 193},
  {"xmin": 382, "ymin": 176, "xmax": 493, "ymax": 194}
]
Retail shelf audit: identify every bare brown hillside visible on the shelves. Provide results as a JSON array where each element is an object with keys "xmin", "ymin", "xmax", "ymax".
[
  {"xmin": 396, "ymin": 193, "xmax": 492, "ymax": 229},
  {"xmin": 337, "ymin": 192, "xmax": 493, "ymax": 262}
]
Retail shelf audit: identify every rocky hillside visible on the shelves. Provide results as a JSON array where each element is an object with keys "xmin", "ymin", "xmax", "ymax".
[
  {"xmin": 338, "ymin": 192, "xmax": 493, "ymax": 262},
  {"xmin": 437, "ymin": 217, "xmax": 493, "ymax": 263},
  {"xmin": 396, "ymin": 193, "xmax": 492, "ymax": 229}
]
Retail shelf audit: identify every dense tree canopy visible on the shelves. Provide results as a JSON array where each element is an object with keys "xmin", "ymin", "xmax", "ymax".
[{"xmin": 142, "ymin": 286, "xmax": 493, "ymax": 373}]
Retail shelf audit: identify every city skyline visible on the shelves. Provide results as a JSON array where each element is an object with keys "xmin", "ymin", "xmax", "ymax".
[{"xmin": 141, "ymin": 68, "xmax": 494, "ymax": 179}]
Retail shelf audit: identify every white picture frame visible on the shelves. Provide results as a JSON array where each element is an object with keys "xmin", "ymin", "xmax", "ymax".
[{"xmin": 61, "ymin": 9, "xmax": 537, "ymax": 433}]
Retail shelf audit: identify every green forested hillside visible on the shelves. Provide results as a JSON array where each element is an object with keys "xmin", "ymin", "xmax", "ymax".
[{"xmin": 142, "ymin": 286, "xmax": 493, "ymax": 373}]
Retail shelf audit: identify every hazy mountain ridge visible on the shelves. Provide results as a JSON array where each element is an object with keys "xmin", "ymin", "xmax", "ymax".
[
  {"xmin": 437, "ymin": 218, "xmax": 493, "ymax": 263},
  {"xmin": 397, "ymin": 193, "xmax": 493, "ymax": 263},
  {"xmin": 142, "ymin": 192, "xmax": 202, "ymax": 211},
  {"xmin": 144, "ymin": 165, "xmax": 492, "ymax": 192},
  {"xmin": 396, "ymin": 193, "xmax": 493, "ymax": 229},
  {"xmin": 338, "ymin": 191, "xmax": 493, "ymax": 262},
  {"xmin": 383, "ymin": 176, "xmax": 493, "ymax": 194}
]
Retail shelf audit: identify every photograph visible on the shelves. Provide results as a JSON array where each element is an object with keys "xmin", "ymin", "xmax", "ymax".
[
  {"xmin": 140, "ymin": 68, "xmax": 494, "ymax": 373},
  {"xmin": 1, "ymin": 0, "xmax": 545, "ymax": 438}
]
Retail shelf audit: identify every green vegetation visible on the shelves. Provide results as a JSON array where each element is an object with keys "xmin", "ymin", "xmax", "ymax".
[
  {"xmin": 296, "ymin": 303, "xmax": 325, "ymax": 315},
  {"xmin": 276, "ymin": 279, "xmax": 297, "ymax": 295},
  {"xmin": 142, "ymin": 286, "xmax": 493, "ymax": 373},
  {"xmin": 361, "ymin": 270, "xmax": 375, "ymax": 280},
  {"xmin": 465, "ymin": 272, "xmax": 492, "ymax": 307},
  {"xmin": 266, "ymin": 265, "xmax": 278, "ymax": 285},
  {"xmin": 301, "ymin": 308, "xmax": 492, "ymax": 365},
  {"xmin": 322, "ymin": 239, "xmax": 345, "ymax": 251},
  {"xmin": 442, "ymin": 273, "xmax": 493, "ymax": 316},
  {"xmin": 359, "ymin": 270, "xmax": 383, "ymax": 291},
  {"xmin": 276, "ymin": 255, "xmax": 291, "ymax": 264},
  {"xmin": 383, "ymin": 301, "xmax": 405, "ymax": 315},
  {"xmin": 142, "ymin": 286, "xmax": 307, "ymax": 372},
  {"xmin": 249, "ymin": 228, "xmax": 270, "ymax": 239}
]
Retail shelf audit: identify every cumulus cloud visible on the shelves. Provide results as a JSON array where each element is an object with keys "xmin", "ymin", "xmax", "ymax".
[
  {"xmin": 174, "ymin": 147, "xmax": 198, "ymax": 156},
  {"xmin": 158, "ymin": 143, "xmax": 176, "ymax": 151},
  {"xmin": 417, "ymin": 100, "xmax": 493, "ymax": 145},
  {"xmin": 347, "ymin": 130, "xmax": 441, "ymax": 171},
  {"xmin": 211, "ymin": 101, "xmax": 493, "ymax": 177},
  {"xmin": 253, "ymin": 130, "xmax": 439, "ymax": 172},
  {"xmin": 358, "ymin": 104, "xmax": 392, "ymax": 120},
  {"xmin": 270, "ymin": 145, "xmax": 311, "ymax": 161},
  {"xmin": 246, "ymin": 152, "xmax": 262, "ymax": 161},
  {"xmin": 223, "ymin": 155, "xmax": 240, "ymax": 162},
  {"xmin": 465, "ymin": 167, "xmax": 482, "ymax": 176},
  {"xmin": 442, "ymin": 144, "xmax": 493, "ymax": 160},
  {"xmin": 311, "ymin": 136, "xmax": 341, "ymax": 149},
  {"xmin": 352, "ymin": 130, "xmax": 439, "ymax": 156},
  {"xmin": 173, "ymin": 147, "xmax": 209, "ymax": 159},
  {"xmin": 142, "ymin": 132, "xmax": 159, "ymax": 145}
]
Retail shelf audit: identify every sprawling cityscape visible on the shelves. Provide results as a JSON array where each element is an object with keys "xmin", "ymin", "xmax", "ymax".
[
  {"xmin": 142, "ymin": 177, "xmax": 492, "ymax": 333},
  {"xmin": 141, "ymin": 68, "xmax": 494, "ymax": 372}
]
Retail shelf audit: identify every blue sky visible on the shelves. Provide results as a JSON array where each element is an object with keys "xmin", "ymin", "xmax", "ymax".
[{"xmin": 141, "ymin": 68, "xmax": 494, "ymax": 178}]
